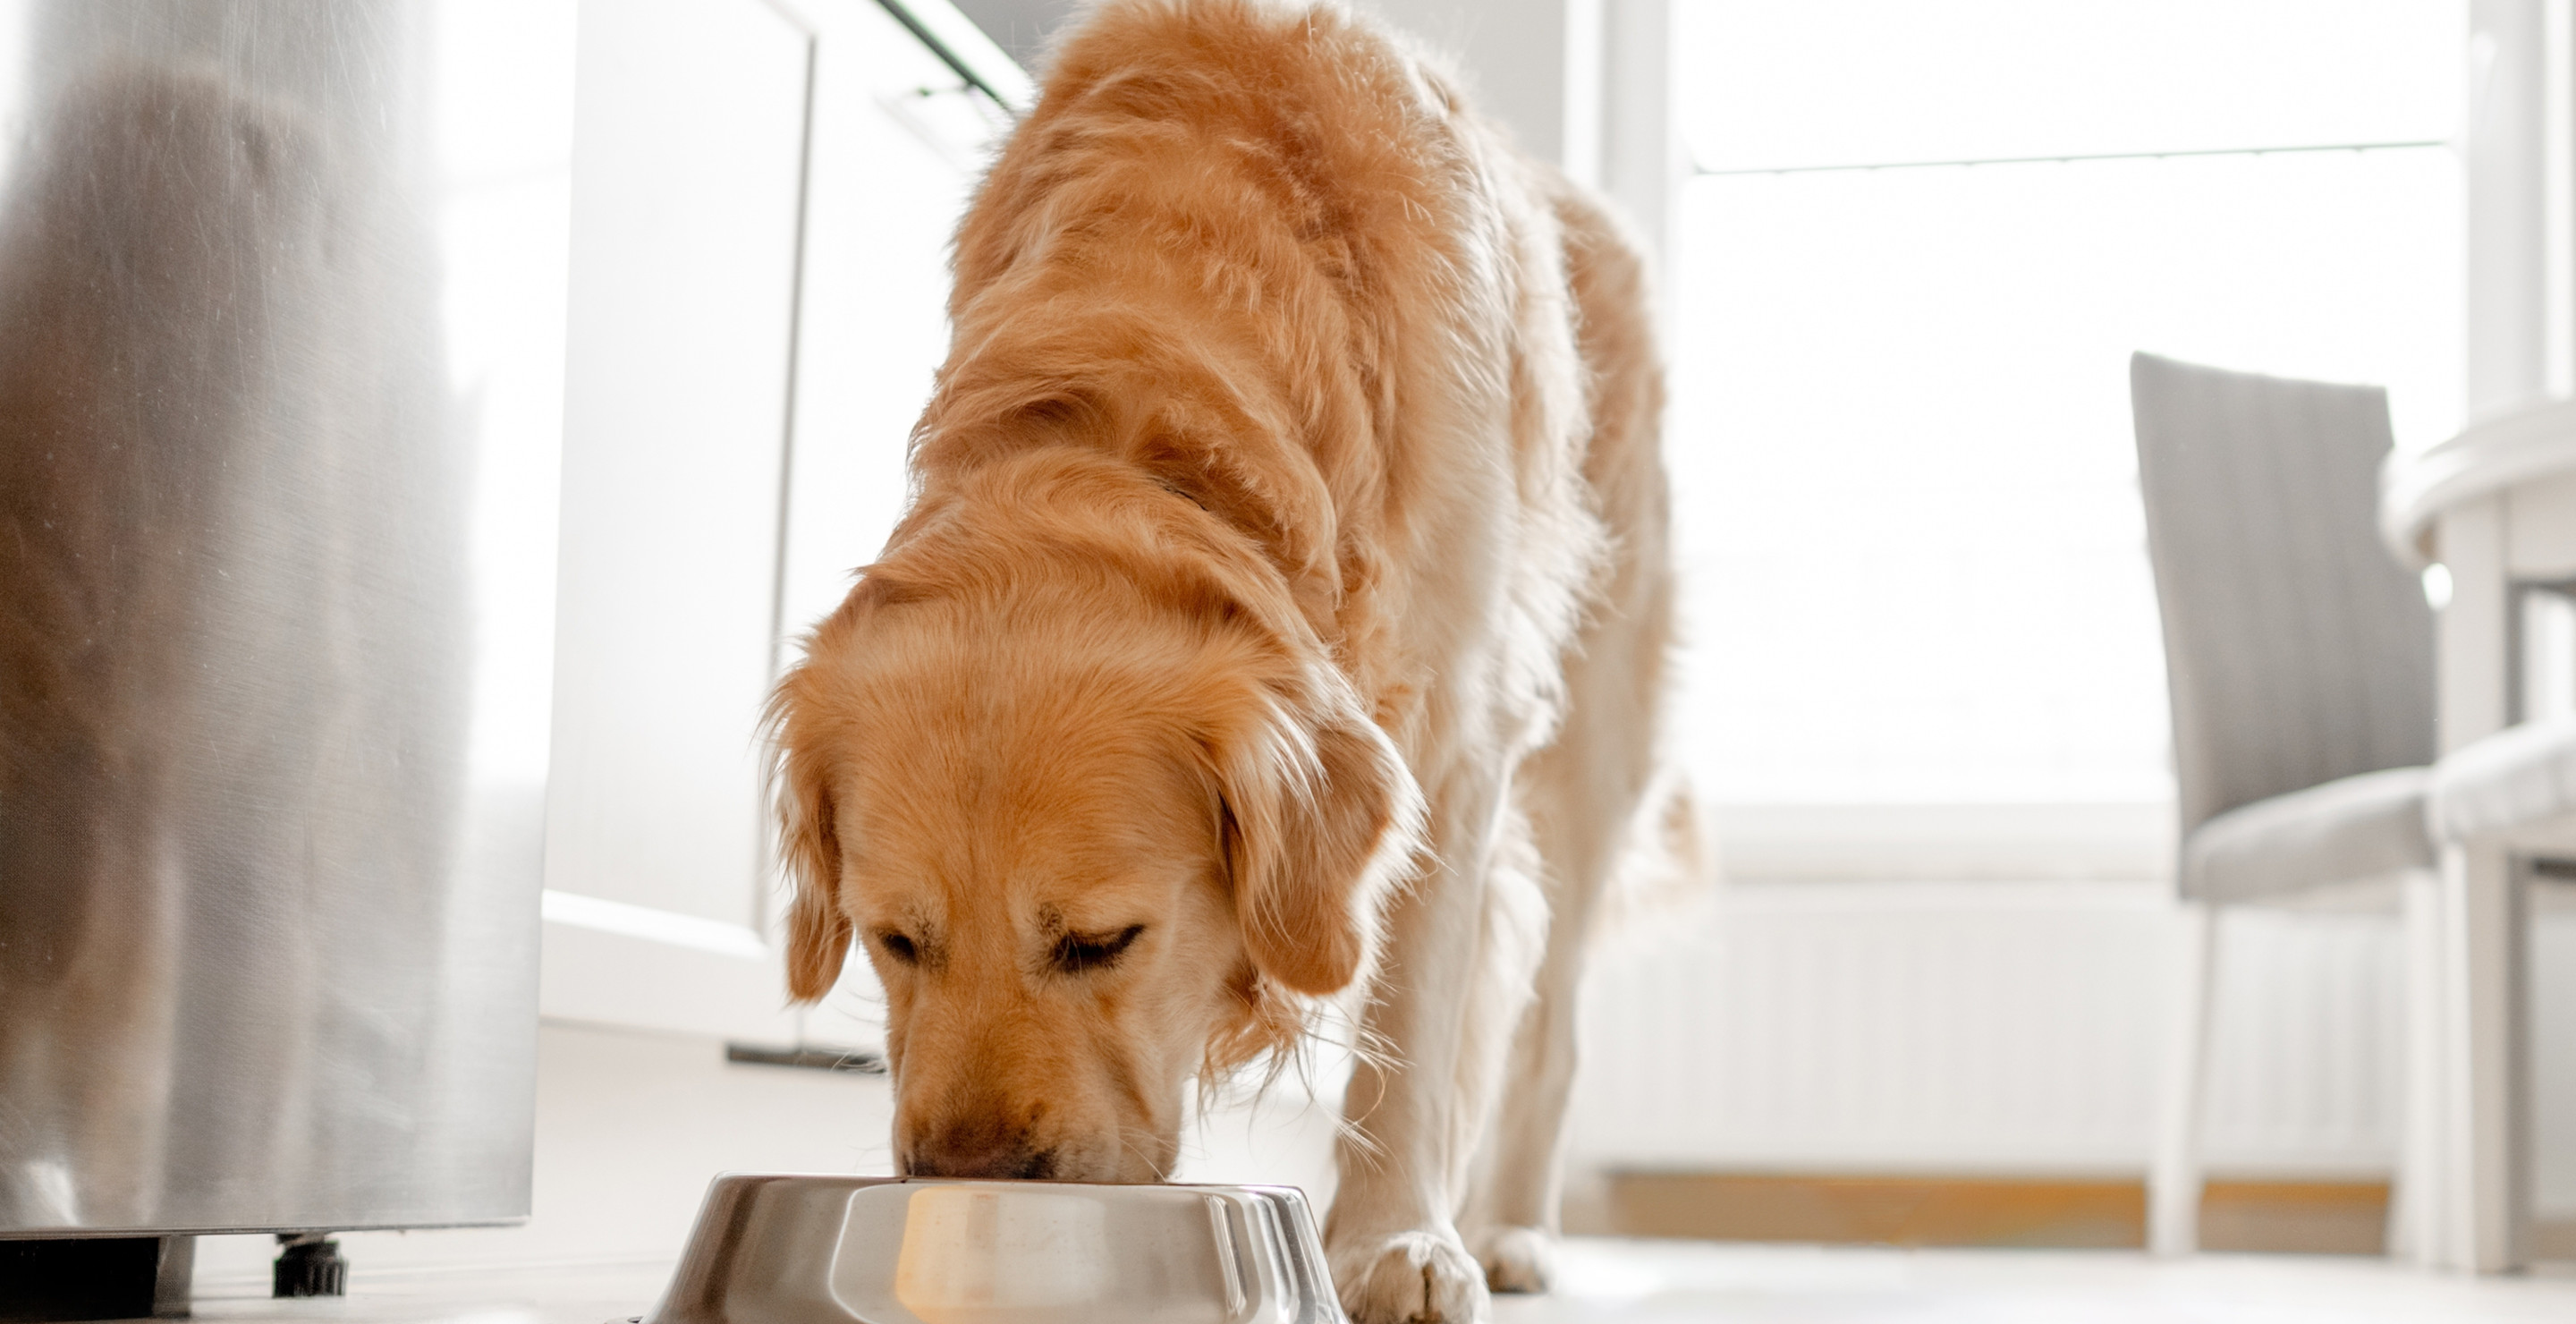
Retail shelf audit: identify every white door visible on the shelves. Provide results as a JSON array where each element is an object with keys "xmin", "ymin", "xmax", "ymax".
[{"xmin": 542, "ymin": 0, "xmax": 1013, "ymax": 1044}]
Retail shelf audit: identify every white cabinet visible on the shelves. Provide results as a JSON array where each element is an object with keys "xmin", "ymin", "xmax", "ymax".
[{"xmin": 540, "ymin": 0, "xmax": 1014, "ymax": 1044}]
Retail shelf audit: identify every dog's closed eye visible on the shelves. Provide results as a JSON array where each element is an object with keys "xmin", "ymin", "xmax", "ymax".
[
  {"xmin": 874, "ymin": 930, "xmax": 922, "ymax": 965},
  {"xmin": 1051, "ymin": 924, "xmax": 1146, "ymax": 975}
]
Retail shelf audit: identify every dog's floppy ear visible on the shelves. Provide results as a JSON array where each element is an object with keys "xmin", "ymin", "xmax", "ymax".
[
  {"xmin": 1212, "ymin": 670, "xmax": 1424, "ymax": 997},
  {"xmin": 769, "ymin": 675, "xmax": 852, "ymax": 1004}
]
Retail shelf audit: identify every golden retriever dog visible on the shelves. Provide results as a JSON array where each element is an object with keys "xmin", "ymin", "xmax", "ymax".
[{"xmin": 767, "ymin": 3, "xmax": 1679, "ymax": 1320}]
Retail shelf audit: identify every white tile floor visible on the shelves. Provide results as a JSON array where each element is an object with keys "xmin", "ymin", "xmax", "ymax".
[
  {"xmin": 1503, "ymin": 1241, "xmax": 2576, "ymax": 1322},
  {"xmin": 182, "ymin": 1239, "xmax": 2576, "ymax": 1324}
]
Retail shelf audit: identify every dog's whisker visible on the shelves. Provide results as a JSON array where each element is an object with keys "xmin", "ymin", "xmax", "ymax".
[{"xmin": 1110, "ymin": 1121, "xmax": 1176, "ymax": 1184}]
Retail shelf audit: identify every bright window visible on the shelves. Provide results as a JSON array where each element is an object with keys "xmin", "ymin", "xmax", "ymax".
[{"xmin": 1670, "ymin": 0, "xmax": 2466, "ymax": 809}]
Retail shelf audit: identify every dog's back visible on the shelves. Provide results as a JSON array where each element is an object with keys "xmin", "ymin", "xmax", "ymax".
[
  {"xmin": 784, "ymin": 6, "xmax": 1678, "ymax": 1320},
  {"xmin": 914, "ymin": 0, "xmax": 1616, "ymax": 738}
]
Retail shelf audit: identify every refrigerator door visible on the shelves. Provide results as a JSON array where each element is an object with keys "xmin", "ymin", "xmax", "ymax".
[{"xmin": 0, "ymin": 0, "xmax": 571, "ymax": 1233}]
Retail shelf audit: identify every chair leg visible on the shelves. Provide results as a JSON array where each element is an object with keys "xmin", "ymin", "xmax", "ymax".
[
  {"xmin": 2438, "ymin": 841, "xmax": 2528, "ymax": 1272},
  {"xmin": 2150, "ymin": 901, "xmax": 2217, "ymax": 1256},
  {"xmin": 2392, "ymin": 868, "xmax": 2446, "ymax": 1265}
]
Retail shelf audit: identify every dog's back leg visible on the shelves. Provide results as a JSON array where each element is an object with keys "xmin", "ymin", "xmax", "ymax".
[{"xmin": 1461, "ymin": 182, "xmax": 1682, "ymax": 1294}]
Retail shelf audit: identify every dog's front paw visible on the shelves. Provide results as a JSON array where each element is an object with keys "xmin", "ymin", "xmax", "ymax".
[
  {"xmin": 1464, "ymin": 1224, "xmax": 1555, "ymax": 1294},
  {"xmin": 1331, "ymin": 1227, "xmax": 1491, "ymax": 1324}
]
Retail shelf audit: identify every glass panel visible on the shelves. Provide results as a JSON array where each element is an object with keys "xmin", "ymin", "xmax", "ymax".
[
  {"xmin": 1672, "ymin": 137, "xmax": 2460, "ymax": 804},
  {"xmin": 1682, "ymin": 0, "xmax": 2464, "ymax": 173}
]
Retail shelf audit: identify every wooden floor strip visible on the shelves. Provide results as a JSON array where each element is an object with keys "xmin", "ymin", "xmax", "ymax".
[{"xmin": 1580, "ymin": 1172, "xmax": 2397, "ymax": 1253}]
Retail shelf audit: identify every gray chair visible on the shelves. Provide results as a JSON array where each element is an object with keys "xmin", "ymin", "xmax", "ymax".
[{"xmin": 2129, "ymin": 352, "xmax": 2439, "ymax": 1256}]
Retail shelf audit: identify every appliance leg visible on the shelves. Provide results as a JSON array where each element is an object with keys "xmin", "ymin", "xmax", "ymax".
[
  {"xmin": 273, "ymin": 1233, "xmax": 348, "ymax": 1298},
  {"xmin": 153, "ymin": 1235, "xmax": 193, "ymax": 1316}
]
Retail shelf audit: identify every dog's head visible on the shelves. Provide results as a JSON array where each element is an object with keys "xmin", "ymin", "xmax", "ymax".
[{"xmin": 768, "ymin": 450, "xmax": 1419, "ymax": 1182}]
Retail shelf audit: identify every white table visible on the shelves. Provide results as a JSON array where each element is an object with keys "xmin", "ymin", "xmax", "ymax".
[{"xmin": 2382, "ymin": 399, "xmax": 2576, "ymax": 1271}]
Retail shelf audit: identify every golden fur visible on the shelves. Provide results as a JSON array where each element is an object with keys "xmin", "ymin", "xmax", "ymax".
[{"xmin": 768, "ymin": 3, "xmax": 1678, "ymax": 1319}]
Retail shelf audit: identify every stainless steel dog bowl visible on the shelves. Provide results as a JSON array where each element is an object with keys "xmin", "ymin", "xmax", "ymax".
[{"xmin": 644, "ymin": 1175, "xmax": 1343, "ymax": 1324}]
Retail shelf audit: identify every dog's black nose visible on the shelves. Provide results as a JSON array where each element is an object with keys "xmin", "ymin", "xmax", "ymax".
[{"xmin": 903, "ymin": 1120, "xmax": 1057, "ymax": 1180}]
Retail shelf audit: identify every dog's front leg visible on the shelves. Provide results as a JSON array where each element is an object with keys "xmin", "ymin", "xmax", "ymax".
[{"xmin": 1326, "ymin": 772, "xmax": 1547, "ymax": 1324}]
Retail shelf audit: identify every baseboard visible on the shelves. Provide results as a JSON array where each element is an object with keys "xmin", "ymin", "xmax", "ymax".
[{"xmin": 1575, "ymin": 1172, "xmax": 2394, "ymax": 1254}]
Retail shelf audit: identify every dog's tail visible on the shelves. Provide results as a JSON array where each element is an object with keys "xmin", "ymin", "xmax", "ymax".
[{"xmin": 1594, "ymin": 771, "xmax": 1717, "ymax": 946}]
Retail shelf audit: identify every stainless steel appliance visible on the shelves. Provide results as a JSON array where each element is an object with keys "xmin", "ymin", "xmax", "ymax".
[{"xmin": 0, "ymin": 0, "xmax": 572, "ymax": 1277}]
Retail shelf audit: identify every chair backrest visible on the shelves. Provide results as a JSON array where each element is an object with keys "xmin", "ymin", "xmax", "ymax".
[{"xmin": 2130, "ymin": 352, "xmax": 2435, "ymax": 840}]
